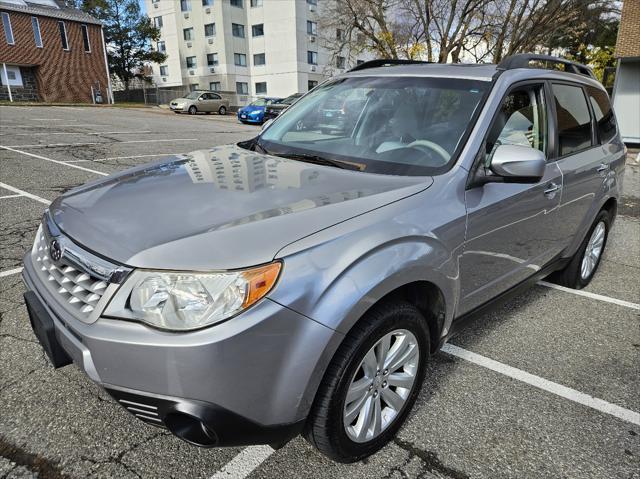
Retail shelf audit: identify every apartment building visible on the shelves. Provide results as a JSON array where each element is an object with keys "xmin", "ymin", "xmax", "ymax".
[
  {"xmin": 0, "ymin": 0, "xmax": 110, "ymax": 103},
  {"xmin": 145, "ymin": 0, "xmax": 368, "ymax": 99}
]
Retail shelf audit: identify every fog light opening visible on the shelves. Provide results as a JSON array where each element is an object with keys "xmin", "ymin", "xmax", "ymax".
[{"xmin": 164, "ymin": 412, "xmax": 218, "ymax": 447}]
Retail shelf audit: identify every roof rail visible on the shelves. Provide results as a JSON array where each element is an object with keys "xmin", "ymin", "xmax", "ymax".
[
  {"xmin": 348, "ymin": 59, "xmax": 432, "ymax": 73},
  {"xmin": 497, "ymin": 54, "xmax": 596, "ymax": 79}
]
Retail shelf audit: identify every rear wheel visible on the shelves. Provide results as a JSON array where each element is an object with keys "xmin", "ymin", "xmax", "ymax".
[
  {"xmin": 552, "ymin": 210, "xmax": 610, "ymax": 289},
  {"xmin": 218, "ymin": 106, "xmax": 227, "ymax": 115},
  {"xmin": 303, "ymin": 302, "xmax": 429, "ymax": 463},
  {"xmin": 188, "ymin": 106, "xmax": 197, "ymax": 115}
]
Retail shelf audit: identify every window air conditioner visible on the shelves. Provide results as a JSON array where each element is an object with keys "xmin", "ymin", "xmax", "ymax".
[
  {"xmin": 189, "ymin": 70, "xmax": 195, "ymax": 75},
  {"xmin": 205, "ymin": 7, "xmax": 211, "ymax": 13},
  {"xmin": 310, "ymin": 65, "xmax": 317, "ymax": 72},
  {"xmin": 162, "ymin": 77, "xmax": 167, "ymax": 82},
  {"xmin": 208, "ymin": 38, "xmax": 214, "ymax": 44},
  {"xmin": 310, "ymin": 36, "xmax": 316, "ymax": 42},
  {"xmin": 184, "ymin": 12, "xmax": 189, "ymax": 19},
  {"xmin": 309, "ymin": 5, "xmax": 316, "ymax": 12},
  {"xmin": 153, "ymin": 3, "xmax": 158, "ymax": 8},
  {"xmin": 209, "ymin": 67, "xmax": 215, "ymax": 73},
  {"xmin": 187, "ymin": 41, "xmax": 192, "ymax": 47}
]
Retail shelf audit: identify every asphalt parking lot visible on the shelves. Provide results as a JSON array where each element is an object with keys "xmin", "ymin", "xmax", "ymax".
[{"xmin": 0, "ymin": 105, "xmax": 638, "ymax": 479}]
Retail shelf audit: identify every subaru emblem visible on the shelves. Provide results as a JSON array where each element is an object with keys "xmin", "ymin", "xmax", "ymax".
[{"xmin": 50, "ymin": 239, "xmax": 63, "ymax": 262}]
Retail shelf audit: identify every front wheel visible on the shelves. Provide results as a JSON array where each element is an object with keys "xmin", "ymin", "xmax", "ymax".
[
  {"xmin": 218, "ymin": 106, "xmax": 227, "ymax": 115},
  {"xmin": 552, "ymin": 210, "xmax": 610, "ymax": 289},
  {"xmin": 303, "ymin": 302, "xmax": 429, "ymax": 463},
  {"xmin": 188, "ymin": 106, "xmax": 197, "ymax": 115}
]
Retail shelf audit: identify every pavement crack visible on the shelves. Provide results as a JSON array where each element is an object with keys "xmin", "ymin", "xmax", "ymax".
[
  {"xmin": 393, "ymin": 438, "xmax": 469, "ymax": 479},
  {"xmin": 0, "ymin": 435, "xmax": 70, "ymax": 479}
]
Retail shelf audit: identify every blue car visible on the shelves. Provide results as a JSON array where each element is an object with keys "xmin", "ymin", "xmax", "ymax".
[{"xmin": 237, "ymin": 97, "xmax": 282, "ymax": 124}]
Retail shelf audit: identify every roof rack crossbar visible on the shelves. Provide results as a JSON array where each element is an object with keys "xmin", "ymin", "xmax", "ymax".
[
  {"xmin": 497, "ymin": 54, "xmax": 596, "ymax": 79},
  {"xmin": 348, "ymin": 59, "xmax": 432, "ymax": 73}
]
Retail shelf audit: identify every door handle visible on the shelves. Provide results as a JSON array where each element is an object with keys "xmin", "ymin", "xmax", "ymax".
[
  {"xmin": 596, "ymin": 163, "xmax": 610, "ymax": 174},
  {"xmin": 544, "ymin": 182, "xmax": 560, "ymax": 198}
]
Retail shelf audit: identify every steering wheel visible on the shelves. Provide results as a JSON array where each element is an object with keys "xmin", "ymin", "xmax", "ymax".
[{"xmin": 407, "ymin": 140, "xmax": 450, "ymax": 164}]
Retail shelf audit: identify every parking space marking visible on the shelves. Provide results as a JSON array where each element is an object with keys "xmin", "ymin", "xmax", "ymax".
[
  {"xmin": 0, "ymin": 194, "xmax": 23, "ymax": 199},
  {"xmin": 442, "ymin": 344, "xmax": 640, "ymax": 426},
  {"xmin": 0, "ymin": 145, "xmax": 108, "ymax": 176},
  {"xmin": 65, "ymin": 153, "xmax": 185, "ymax": 163},
  {"xmin": 6, "ymin": 139, "xmax": 198, "ymax": 148},
  {"xmin": 0, "ymin": 267, "xmax": 23, "ymax": 278},
  {"xmin": 538, "ymin": 280, "xmax": 640, "ymax": 310},
  {"xmin": 209, "ymin": 446, "xmax": 274, "ymax": 479},
  {"xmin": 4, "ymin": 131, "xmax": 154, "ymax": 136},
  {"xmin": 0, "ymin": 182, "xmax": 51, "ymax": 205}
]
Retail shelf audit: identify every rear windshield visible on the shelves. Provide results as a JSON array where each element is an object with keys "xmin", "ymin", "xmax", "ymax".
[{"xmin": 258, "ymin": 76, "xmax": 490, "ymax": 176}]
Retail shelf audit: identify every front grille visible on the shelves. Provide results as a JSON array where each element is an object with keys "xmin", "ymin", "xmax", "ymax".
[{"xmin": 33, "ymin": 229, "xmax": 107, "ymax": 317}]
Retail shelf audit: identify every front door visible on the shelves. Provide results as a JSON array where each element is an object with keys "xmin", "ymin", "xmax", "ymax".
[{"xmin": 459, "ymin": 82, "xmax": 564, "ymax": 315}]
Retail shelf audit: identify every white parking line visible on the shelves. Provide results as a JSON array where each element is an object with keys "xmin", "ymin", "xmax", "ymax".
[
  {"xmin": 442, "ymin": 344, "xmax": 640, "ymax": 426},
  {"xmin": 0, "ymin": 145, "xmax": 108, "ymax": 176},
  {"xmin": 209, "ymin": 446, "xmax": 274, "ymax": 479},
  {"xmin": 0, "ymin": 194, "xmax": 23, "ymax": 199},
  {"xmin": 6, "ymin": 138, "xmax": 198, "ymax": 148},
  {"xmin": 538, "ymin": 281, "xmax": 640, "ymax": 310},
  {"xmin": 0, "ymin": 182, "xmax": 51, "ymax": 205},
  {"xmin": 5, "ymin": 131, "xmax": 153, "ymax": 136},
  {"xmin": 65, "ymin": 153, "xmax": 184, "ymax": 163},
  {"xmin": 0, "ymin": 267, "xmax": 23, "ymax": 278}
]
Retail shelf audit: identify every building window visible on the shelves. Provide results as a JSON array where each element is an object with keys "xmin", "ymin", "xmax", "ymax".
[
  {"xmin": 210, "ymin": 81, "xmax": 221, "ymax": 91},
  {"xmin": 1, "ymin": 66, "xmax": 22, "ymax": 87},
  {"xmin": 207, "ymin": 52, "xmax": 219, "ymax": 66},
  {"xmin": 181, "ymin": 0, "xmax": 191, "ymax": 11},
  {"xmin": 234, "ymin": 53, "xmax": 247, "ymax": 66},
  {"xmin": 157, "ymin": 40, "xmax": 166, "ymax": 52},
  {"xmin": 306, "ymin": 21, "xmax": 317, "ymax": 35},
  {"xmin": 81, "ymin": 24, "xmax": 91, "ymax": 53},
  {"xmin": 307, "ymin": 0, "xmax": 317, "ymax": 4},
  {"xmin": 160, "ymin": 65, "xmax": 168, "ymax": 76},
  {"xmin": 307, "ymin": 51, "xmax": 318, "ymax": 65},
  {"xmin": 232, "ymin": 23, "xmax": 245, "ymax": 38},
  {"xmin": 190, "ymin": 83, "xmax": 199, "ymax": 91},
  {"xmin": 230, "ymin": 0, "xmax": 243, "ymax": 7},
  {"xmin": 204, "ymin": 23, "xmax": 215, "ymax": 36},
  {"xmin": 336, "ymin": 28, "xmax": 344, "ymax": 41},
  {"xmin": 236, "ymin": 82, "xmax": 248, "ymax": 94},
  {"xmin": 183, "ymin": 27, "xmax": 194, "ymax": 41},
  {"xmin": 250, "ymin": 0, "xmax": 263, "ymax": 6},
  {"xmin": 253, "ymin": 53, "xmax": 265, "ymax": 66},
  {"xmin": 153, "ymin": 16, "xmax": 163, "ymax": 28},
  {"xmin": 1, "ymin": 13, "xmax": 13, "ymax": 45},
  {"xmin": 336, "ymin": 56, "xmax": 345, "ymax": 69},
  {"xmin": 31, "ymin": 17, "xmax": 42, "ymax": 48},
  {"xmin": 308, "ymin": 80, "xmax": 318, "ymax": 91},
  {"xmin": 255, "ymin": 82, "xmax": 267, "ymax": 95},
  {"xmin": 252, "ymin": 24, "xmax": 264, "ymax": 37},
  {"xmin": 58, "ymin": 21, "xmax": 69, "ymax": 50},
  {"xmin": 202, "ymin": 0, "xmax": 213, "ymax": 5},
  {"xmin": 186, "ymin": 56, "xmax": 197, "ymax": 69}
]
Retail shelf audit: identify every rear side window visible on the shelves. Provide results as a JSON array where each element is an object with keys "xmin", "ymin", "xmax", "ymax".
[
  {"xmin": 586, "ymin": 86, "xmax": 617, "ymax": 144},
  {"xmin": 552, "ymin": 83, "xmax": 592, "ymax": 156}
]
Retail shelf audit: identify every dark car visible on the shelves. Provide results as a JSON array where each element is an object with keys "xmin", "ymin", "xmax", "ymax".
[
  {"xmin": 264, "ymin": 93, "xmax": 303, "ymax": 122},
  {"xmin": 237, "ymin": 97, "xmax": 282, "ymax": 124}
]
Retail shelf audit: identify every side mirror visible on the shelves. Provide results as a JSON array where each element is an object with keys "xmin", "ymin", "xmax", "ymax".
[
  {"xmin": 488, "ymin": 144, "xmax": 546, "ymax": 183},
  {"xmin": 198, "ymin": 96, "xmax": 205, "ymax": 101},
  {"xmin": 261, "ymin": 119, "xmax": 274, "ymax": 131}
]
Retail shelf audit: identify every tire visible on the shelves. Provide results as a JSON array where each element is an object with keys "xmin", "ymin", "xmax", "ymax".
[
  {"xmin": 188, "ymin": 106, "xmax": 197, "ymax": 115},
  {"xmin": 218, "ymin": 106, "xmax": 227, "ymax": 115},
  {"xmin": 552, "ymin": 210, "xmax": 610, "ymax": 289},
  {"xmin": 303, "ymin": 301, "xmax": 429, "ymax": 463}
]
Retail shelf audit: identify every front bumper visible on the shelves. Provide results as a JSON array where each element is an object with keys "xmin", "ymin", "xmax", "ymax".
[
  {"xmin": 237, "ymin": 112, "xmax": 263, "ymax": 123},
  {"xmin": 170, "ymin": 104, "xmax": 185, "ymax": 111},
  {"xmin": 22, "ymin": 255, "xmax": 340, "ymax": 446}
]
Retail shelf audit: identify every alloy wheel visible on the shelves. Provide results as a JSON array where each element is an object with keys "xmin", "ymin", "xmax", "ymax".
[
  {"xmin": 343, "ymin": 329, "xmax": 419, "ymax": 443},
  {"xmin": 581, "ymin": 221, "xmax": 606, "ymax": 280}
]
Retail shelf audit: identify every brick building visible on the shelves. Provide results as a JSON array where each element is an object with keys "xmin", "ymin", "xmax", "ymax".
[{"xmin": 0, "ymin": 0, "xmax": 111, "ymax": 103}]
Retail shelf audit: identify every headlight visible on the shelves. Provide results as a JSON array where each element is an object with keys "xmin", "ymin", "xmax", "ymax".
[
  {"xmin": 104, "ymin": 262, "xmax": 281, "ymax": 331},
  {"xmin": 251, "ymin": 110, "xmax": 262, "ymax": 115}
]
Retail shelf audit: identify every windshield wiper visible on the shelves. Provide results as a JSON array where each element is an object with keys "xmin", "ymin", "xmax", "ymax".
[{"xmin": 276, "ymin": 153, "xmax": 360, "ymax": 171}]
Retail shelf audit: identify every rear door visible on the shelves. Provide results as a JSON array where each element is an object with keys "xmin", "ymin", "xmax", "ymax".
[
  {"xmin": 209, "ymin": 92, "xmax": 223, "ymax": 110},
  {"xmin": 550, "ymin": 82, "xmax": 615, "ymax": 249},
  {"xmin": 200, "ymin": 93, "xmax": 214, "ymax": 112},
  {"xmin": 459, "ymin": 82, "xmax": 564, "ymax": 314}
]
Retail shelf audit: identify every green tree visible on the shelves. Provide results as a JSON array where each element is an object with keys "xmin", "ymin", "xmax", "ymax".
[{"xmin": 81, "ymin": 0, "xmax": 166, "ymax": 90}]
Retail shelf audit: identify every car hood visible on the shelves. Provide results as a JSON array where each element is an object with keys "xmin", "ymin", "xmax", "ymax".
[
  {"xmin": 239, "ymin": 106, "xmax": 264, "ymax": 113},
  {"xmin": 50, "ymin": 145, "xmax": 432, "ymax": 270}
]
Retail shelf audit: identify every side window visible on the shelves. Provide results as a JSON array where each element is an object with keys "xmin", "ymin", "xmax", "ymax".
[
  {"xmin": 211, "ymin": 93, "xmax": 221, "ymax": 100},
  {"xmin": 586, "ymin": 86, "xmax": 617, "ymax": 144},
  {"xmin": 485, "ymin": 84, "xmax": 547, "ymax": 164},
  {"xmin": 552, "ymin": 83, "xmax": 593, "ymax": 156}
]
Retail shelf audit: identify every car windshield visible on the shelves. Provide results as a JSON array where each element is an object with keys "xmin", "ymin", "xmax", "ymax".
[
  {"xmin": 258, "ymin": 76, "xmax": 490, "ymax": 176},
  {"xmin": 184, "ymin": 92, "xmax": 202, "ymax": 100},
  {"xmin": 249, "ymin": 99, "xmax": 269, "ymax": 107}
]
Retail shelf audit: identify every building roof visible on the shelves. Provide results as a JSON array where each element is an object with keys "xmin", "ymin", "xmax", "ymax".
[
  {"xmin": 0, "ymin": 0, "xmax": 101, "ymax": 25},
  {"xmin": 615, "ymin": 0, "xmax": 640, "ymax": 58}
]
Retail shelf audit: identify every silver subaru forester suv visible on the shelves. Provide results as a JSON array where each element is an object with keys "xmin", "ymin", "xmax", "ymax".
[{"xmin": 23, "ymin": 54, "xmax": 625, "ymax": 462}]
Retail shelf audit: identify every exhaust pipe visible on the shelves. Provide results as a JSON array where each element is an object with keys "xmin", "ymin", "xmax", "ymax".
[{"xmin": 164, "ymin": 412, "xmax": 218, "ymax": 447}]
